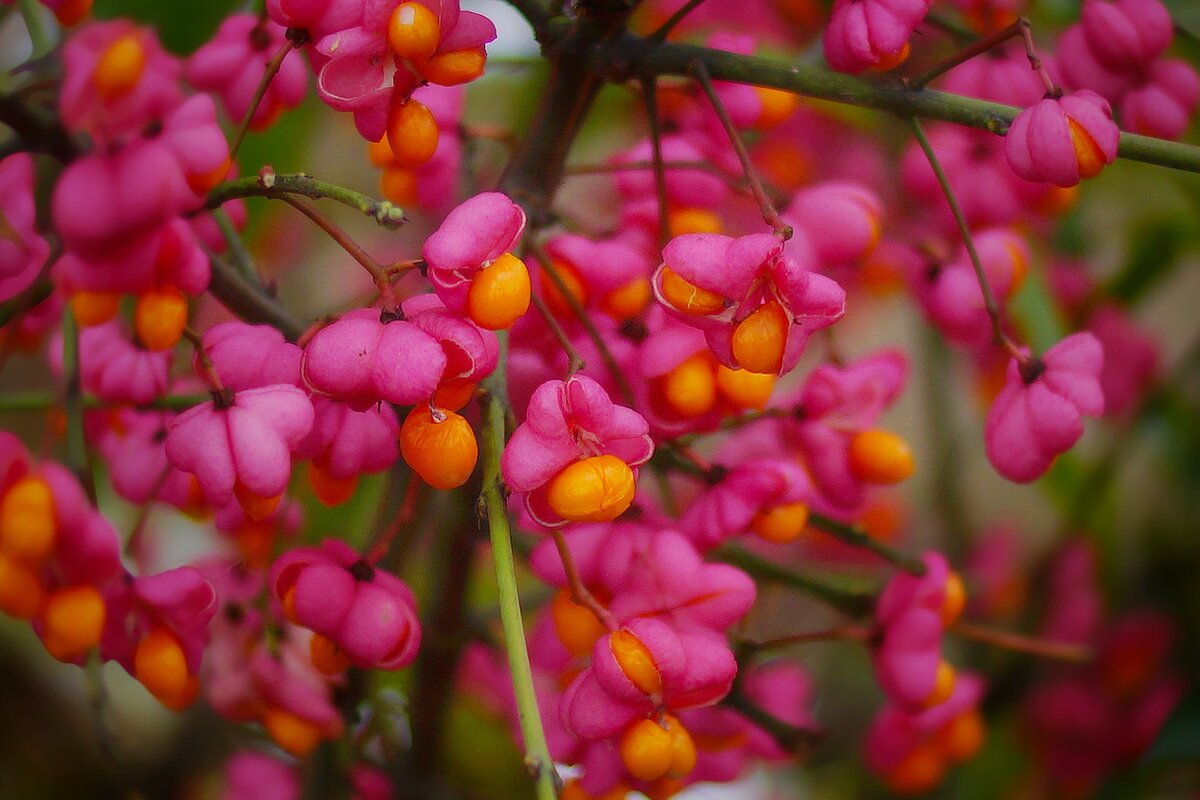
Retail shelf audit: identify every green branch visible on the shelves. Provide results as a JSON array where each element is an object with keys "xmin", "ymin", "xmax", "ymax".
[
  {"xmin": 713, "ymin": 545, "xmax": 877, "ymax": 615},
  {"xmin": 205, "ymin": 169, "xmax": 408, "ymax": 230},
  {"xmin": 0, "ymin": 392, "xmax": 209, "ymax": 413},
  {"xmin": 608, "ymin": 38, "xmax": 1200, "ymax": 175},
  {"xmin": 479, "ymin": 336, "xmax": 559, "ymax": 800}
]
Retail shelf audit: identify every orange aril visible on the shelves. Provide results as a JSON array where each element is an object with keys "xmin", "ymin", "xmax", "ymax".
[
  {"xmin": 550, "ymin": 589, "xmax": 607, "ymax": 657},
  {"xmin": 731, "ymin": 300, "xmax": 788, "ymax": 375},
  {"xmin": 467, "ymin": 253, "xmax": 531, "ymax": 330},
  {"xmin": 0, "ymin": 476, "xmax": 57, "ymax": 562},
  {"xmin": 848, "ymin": 429, "xmax": 914, "ymax": 484},
  {"xmin": 545, "ymin": 455, "xmax": 636, "ymax": 523},
  {"xmin": 134, "ymin": 288, "xmax": 188, "ymax": 352},
  {"xmin": 399, "ymin": 406, "xmax": 478, "ymax": 490},
  {"xmin": 387, "ymin": 2, "xmax": 440, "ymax": 62},
  {"xmin": 386, "ymin": 99, "xmax": 439, "ymax": 169},
  {"xmin": 715, "ymin": 364, "xmax": 775, "ymax": 410},
  {"xmin": 657, "ymin": 352, "xmax": 716, "ymax": 419},
  {"xmin": 41, "ymin": 585, "xmax": 105, "ymax": 661},
  {"xmin": 417, "ymin": 46, "xmax": 486, "ymax": 85},
  {"xmin": 93, "ymin": 33, "xmax": 146, "ymax": 100},
  {"xmin": 659, "ymin": 266, "xmax": 725, "ymax": 315},
  {"xmin": 751, "ymin": 502, "xmax": 809, "ymax": 543}
]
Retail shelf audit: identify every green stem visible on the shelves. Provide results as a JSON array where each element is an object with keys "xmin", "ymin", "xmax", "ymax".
[
  {"xmin": 18, "ymin": 0, "xmax": 50, "ymax": 58},
  {"xmin": 479, "ymin": 340, "xmax": 559, "ymax": 800},
  {"xmin": 0, "ymin": 392, "xmax": 209, "ymax": 412},
  {"xmin": 61, "ymin": 309, "xmax": 96, "ymax": 503},
  {"xmin": 807, "ymin": 510, "xmax": 928, "ymax": 575},
  {"xmin": 213, "ymin": 209, "xmax": 260, "ymax": 285},
  {"xmin": 614, "ymin": 38, "xmax": 1200, "ymax": 174},
  {"xmin": 207, "ymin": 253, "xmax": 306, "ymax": 341},
  {"xmin": 713, "ymin": 545, "xmax": 877, "ymax": 615},
  {"xmin": 205, "ymin": 169, "xmax": 407, "ymax": 230}
]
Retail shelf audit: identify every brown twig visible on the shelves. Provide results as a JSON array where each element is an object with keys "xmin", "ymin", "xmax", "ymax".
[{"xmin": 952, "ymin": 620, "xmax": 1093, "ymax": 663}]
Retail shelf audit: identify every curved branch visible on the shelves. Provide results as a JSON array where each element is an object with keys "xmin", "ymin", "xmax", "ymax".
[
  {"xmin": 609, "ymin": 37, "xmax": 1200, "ymax": 174},
  {"xmin": 205, "ymin": 169, "xmax": 408, "ymax": 230}
]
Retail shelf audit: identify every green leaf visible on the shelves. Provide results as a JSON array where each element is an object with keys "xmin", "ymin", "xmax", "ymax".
[
  {"xmin": 91, "ymin": 0, "xmax": 244, "ymax": 54},
  {"xmin": 1143, "ymin": 688, "xmax": 1200, "ymax": 765},
  {"xmin": 1103, "ymin": 220, "xmax": 1186, "ymax": 306}
]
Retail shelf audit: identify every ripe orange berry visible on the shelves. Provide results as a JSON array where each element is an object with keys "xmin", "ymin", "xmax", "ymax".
[
  {"xmin": 466, "ymin": 252, "xmax": 531, "ymax": 330},
  {"xmin": 540, "ymin": 260, "xmax": 588, "ymax": 317},
  {"xmin": 755, "ymin": 139, "xmax": 811, "ymax": 191},
  {"xmin": 368, "ymin": 136, "xmax": 397, "ymax": 168},
  {"xmin": 937, "ymin": 709, "xmax": 985, "ymax": 763},
  {"xmin": 753, "ymin": 86, "xmax": 798, "ymax": 129},
  {"xmin": 380, "ymin": 166, "xmax": 419, "ymax": 206},
  {"xmin": 70, "ymin": 291, "xmax": 121, "ymax": 327},
  {"xmin": 662, "ymin": 715, "xmax": 698, "ymax": 778},
  {"xmin": 308, "ymin": 462, "xmax": 358, "ymax": 507},
  {"xmin": 751, "ymin": 502, "xmax": 809, "ymax": 543},
  {"xmin": 561, "ymin": 781, "xmax": 630, "ymax": 800},
  {"xmin": 924, "ymin": 660, "xmax": 956, "ymax": 708},
  {"xmin": 848, "ymin": 429, "xmax": 915, "ymax": 484},
  {"xmin": 0, "ymin": 553, "xmax": 44, "ymax": 619},
  {"xmin": 940, "ymin": 571, "xmax": 967, "ymax": 627},
  {"xmin": 609, "ymin": 629, "xmax": 662, "ymax": 695},
  {"xmin": 41, "ymin": 585, "xmax": 105, "ymax": 661},
  {"xmin": 93, "ymin": 33, "xmax": 146, "ymax": 100},
  {"xmin": 551, "ymin": 589, "xmax": 607, "ymax": 657},
  {"xmin": 545, "ymin": 455, "xmax": 637, "ymax": 523},
  {"xmin": 715, "ymin": 364, "xmax": 775, "ymax": 410},
  {"xmin": 0, "ymin": 476, "xmax": 57, "ymax": 563},
  {"xmin": 885, "ymin": 739, "xmax": 946, "ymax": 796},
  {"xmin": 871, "ymin": 42, "xmax": 911, "ymax": 73},
  {"xmin": 310, "ymin": 633, "xmax": 352, "ymax": 675},
  {"xmin": 433, "ymin": 379, "xmax": 476, "ymax": 412},
  {"xmin": 135, "ymin": 627, "xmax": 194, "ymax": 708},
  {"xmin": 416, "ymin": 46, "xmax": 486, "ymax": 85},
  {"xmin": 387, "ymin": 2, "xmax": 441, "ymax": 62},
  {"xmin": 386, "ymin": 99, "xmax": 439, "ymax": 168},
  {"xmin": 263, "ymin": 706, "xmax": 326, "ymax": 757},
  {"xmin": 601, "ymin": 277, "xmax": 651, "ymax": 320},
  {"xmin": 659, "ymin": 266, "xmax": 726, "ymax": 316},
  {"xmin": 658, "ymin": 353, "xmax": 717, "ymax": 419},
  {"xmin": 668, "ymin": 207, "xmax": 723, "ymax": 236},
  {"xmin": 134, "ymin": 287, "xmax": 188, "ymax": 352},
  {"xmin": 1068, "ymin": 117, "xmax": 1107, "ymax": 180},
  {"xmin": 234, "ymin": 481, "xmax": 283, "ymax": 522},
  {"xmin": 281, "ymin": 584, "xmax": 300, "ymax": 624},
  {"xmin": 620, "ymin": 718, "xmax": 673, "ymax": 781},
  {"xmin": 731, "ymin": 300, "xmax": 789, "ymax": 375},
  {"xmin": 235, "ymin": 521, "xmax": 275, "ymax": 570},
  {"xmin": 186, "ymin": 157, "xmax": 232, "ymax": 195},
  {"xmin": 399, "ymin": 406, "xmax": 479, "ymax": 490}
]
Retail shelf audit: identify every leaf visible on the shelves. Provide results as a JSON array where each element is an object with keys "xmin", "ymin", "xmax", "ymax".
[
  {"xmin": 1102, "ymin": 219, "xmax": 1186, "ymax": 306},
  {"xmin": 91, "ymin": 0, "xmax": 244, "ymax": 54}
]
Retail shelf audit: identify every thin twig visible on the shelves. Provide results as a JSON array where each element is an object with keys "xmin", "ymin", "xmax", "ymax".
[
  {"xmin": 907, "ymin": 116, "xmax": 1014, "ymax": 353},
  {"xmin": 530, "ymin": 292, "xmax": 586, "ymax": 376},
  {"xmin": 952, "ymin": 621, "xmax": 1093, "ymax": 663},
  {"xmin": 647, "ymin": 0, "xmax": 710, "ymax": 42},
  {"xmin": 276, "ymin": 195, "xmax": 396, "ymax": 306},
  {"xmin": 807, "ymin": 511, "xmax": 929, "ymax": 575},
  {"xmin": 640, "ymin": 76, "xmax": 672, "ymax": 248},
  {"xmin": 550, "ymin": 529, "xmax": 617, "ymax": 630},
  {"xmin": 908, "ymin": 18, "xmax": 1024, "ymax": 90},
  {"xmin": 61, "ymin": 309, "xmax": 96, "ymax": 504},
  {"xmin": 743, "ymin": 625, "xmax": 871, "ymax": 652},
  {"xmin": 206, "ymin": 168, "xmax": 408, "ymax": 230},
  {"xmin": 228, "ymin": 34, "xmax": 304, "ymax": 161},
  {"xmin": 531, "ymin": 241, "xmax": 638, "ymax": 408},
  {"xmin": 689, "ymin": 59, "xmax": 791, "ymax": 239}
]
